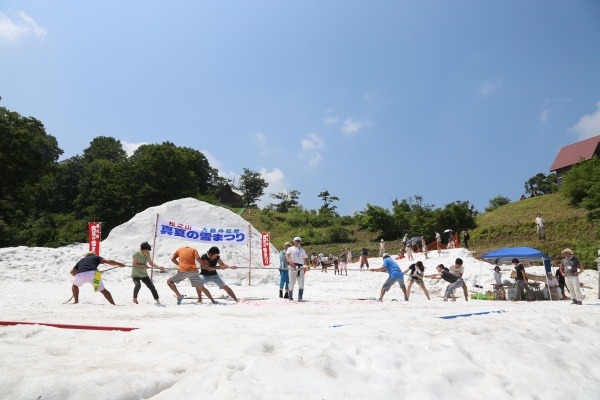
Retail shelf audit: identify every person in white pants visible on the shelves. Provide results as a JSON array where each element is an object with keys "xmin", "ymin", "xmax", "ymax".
[
  {"xmin": 559, "ymin": 248, "xmax": 584, "ymax": 305},
  {"xmin": 286, "ymin": 236, "xmax": 309, "ymax": 301}
]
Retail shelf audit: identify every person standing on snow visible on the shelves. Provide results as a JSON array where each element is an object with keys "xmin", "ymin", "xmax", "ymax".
[
  {"xmin": 379, "ymin": 239, "xmax": 385, "ymax": 257},
  {"xmin": 428, "ymin": 264, "xmax": 464, "ymax": 302},
  {"xmin": 70, "ymin": 252, "xmax": 126, "ymax": 305},
  {"xmin": 286, "ymin": 236, "xmax": 309, "ymax": 301},
  {"xmin": 199, "ymin": 246, "xmax": 239, "ymax": 303},
  {"xmin": 559, "ymin": 248, "xmax": 584, "ymax": 305},
  {"xmin": 278, "ymin": 242, "xmax": 291, "ymax": 298},
  {"xmin": 131, "ymin": 242, "xmax": 164, "ymax": 304},
  {"xmin": 169, "ymin": 246, "xmax": 216, "ymax": 304},
  {"xmin": 371, "ymin": 253, "xmax": 408, "ymax": 302}
]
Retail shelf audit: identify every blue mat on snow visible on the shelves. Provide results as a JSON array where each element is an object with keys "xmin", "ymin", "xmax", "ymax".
[{"xmin": 439, "ymin": 310, "xmax": 506, "ymax": 319}]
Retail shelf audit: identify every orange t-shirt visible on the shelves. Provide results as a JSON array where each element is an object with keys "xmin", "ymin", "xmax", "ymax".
[{"xmin": 173, "ymin": 247, "xmax": 199, "ymax": 272}]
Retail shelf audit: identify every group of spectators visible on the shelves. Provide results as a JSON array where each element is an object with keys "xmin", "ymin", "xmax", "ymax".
[{"xmin": 492, "ymin": 248, "xmax": 584, "ymax": 305}]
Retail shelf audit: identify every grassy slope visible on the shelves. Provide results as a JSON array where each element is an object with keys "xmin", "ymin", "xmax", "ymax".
[
  {"xmin": 238, "ymin": 193, "xmax": 600, "ymax": 268},
  {"xmin": 471, "ymin": 193, "xmax": 599, "ymax": 267}
]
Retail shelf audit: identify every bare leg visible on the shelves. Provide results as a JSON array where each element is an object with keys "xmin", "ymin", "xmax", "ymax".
[
  {"xmin": 462, "ymin": 283, "xmax": 468, "ymax": 301},
  {"xmin": 100, "ymin": 289, "xmax": 116, "ymax": 305},
  {"xmin": 167, "ymin": 279, "xmax": 182, "ymax": 298},
  {"xmin": 418, "ymin": 282, "xmax": 430, "ymax": 300},
  {"xmin": 198, "ymin": 286, "xmax": 216, "ymax": 304},
  {"xmin": 406, "ymin": 281, "xmax": 413, "ymax": 300},
  {"xmin": 223, "ymin": 285, "xmax": 238, "ymax": 302},
  {"xmin": 401, "ymin": 285, "xmax": 408, "ymax": 300},
  {"xmin": 72, "ymin": 285, "xmax": 79, "ymax": 304}
]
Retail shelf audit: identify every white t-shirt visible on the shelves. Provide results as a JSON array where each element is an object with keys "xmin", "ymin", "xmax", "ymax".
[
  {"xmin": 493, "ymin": 270, "xmax": 502, "ymax": 285},
  {"xmin": 286, "ymin": 245, "xmax": 308, "ymax": 265},
  {"xmin": 535, "ymin": 217, "xmax": 545, "ymax": 227},
  {"xmin": 449, "ymin": 264, "xmax": 464, "ymax": 277}
]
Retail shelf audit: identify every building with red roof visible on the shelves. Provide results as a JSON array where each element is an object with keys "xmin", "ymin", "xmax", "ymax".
[{"xmin": 550, "ymin": 135, "xmax": 600, "ymax": 183}]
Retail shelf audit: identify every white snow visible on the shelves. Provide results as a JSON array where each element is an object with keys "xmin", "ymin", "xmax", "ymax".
[{"xmin": 0, "ymin": 198, "xmax": 599, "ymax": 399}]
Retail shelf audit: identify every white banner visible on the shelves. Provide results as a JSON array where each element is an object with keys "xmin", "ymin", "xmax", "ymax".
[{"xmin": 155, "ymin": 216, "xmax": 248, "ymax": 245}]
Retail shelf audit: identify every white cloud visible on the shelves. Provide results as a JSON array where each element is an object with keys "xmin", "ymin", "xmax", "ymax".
[
  {"xmin": 323, "ymin": 109, "xmax": 338, "ymax": 126},
  {"xmin": 324, "ymin": 116, "xmax": 338, "ymax": 125},
  {"xmin": 256, "ymin": 167, "xmax": 288, "ymax": 208},
  {"xmin": 341, "ymin": 118, "xmax": 370, "ymax": 136},
  {"xmin": 254, "ymin": 132, "xmax": 269, "ymax": 154},
  {"xmin": 568, "ymin": 102, "xmax": 600, "ymax": 140},
  {"xmin": 121, "ymin": 141, "xmax": 147, "ymax": 157},
  {"xmin": 201, "ymin": 149, "xmax": 237, "ymax": 182},
  {"xmin": 540, "ymin": 97, "xmax": 572, "ymax": 126},
  {"xmin": 479, "ymin": 78, "xmax": 503, "ymax": 96},
  {"xmin": 300, "ymin": 133, "xmax": 324, "ymax": 168},
  {"xmin": 253, "ymin": 131, "xmax": 283, "ymax": 155},
  {"xmin": 539, "ymin": 109, "xmax": 550, "ymax": 124},
  {"xmin": 0, "ymin": 11, "xmax": 47, "ymax": 45}
]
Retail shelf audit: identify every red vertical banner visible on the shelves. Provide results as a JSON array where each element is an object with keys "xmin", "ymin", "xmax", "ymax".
[
  {"xmin": 261, "ymin": 232, "xmax": 270, "ymax": 266},
  {"xmin": 88, "ymin": 222, "xmax": 101, "ymax": 255}
]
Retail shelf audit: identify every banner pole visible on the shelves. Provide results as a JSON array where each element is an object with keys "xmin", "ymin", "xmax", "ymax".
[
  {"xmin": 248, "ymin": 224, "xmax": 252, "ymax": 286},
  {"xmin": 150, "ymin": 213, "xmax": 159, "ymax": 281}
]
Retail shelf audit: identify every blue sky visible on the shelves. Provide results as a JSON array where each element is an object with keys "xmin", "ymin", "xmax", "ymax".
[{"xmin": 2, "ymin": 1, "xmax": 600, "ymax": 215}]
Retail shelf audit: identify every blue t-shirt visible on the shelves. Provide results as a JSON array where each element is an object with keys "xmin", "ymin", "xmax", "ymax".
[
  {"xmin": 382, "ymin": 257, "xmax": 403, "ymax": 279},
  {"xmin": 279, "ymin": 250, "xmax": 288, "ymax": 270}
]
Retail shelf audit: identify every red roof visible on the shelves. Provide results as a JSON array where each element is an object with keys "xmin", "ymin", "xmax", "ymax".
[{"xmin": 550, "ymin": 135, "xmax": 600, "ymax": 171}]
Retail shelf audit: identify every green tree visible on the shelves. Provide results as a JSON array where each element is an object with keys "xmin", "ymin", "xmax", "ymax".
[
  {"xmin": 0, "ymin": 107, "xmax": 63, "ymax": 246},
  {"xmin": 269, "ymin": 189, "xmax": 300, "ymax": 212},
  {"xmin": 391, "ymin": 198, "xmax": 413, "ymax": 238},
  {"xmin": 128, "ymin": 142, "xmax": 215, "ymax": 211},
  {"xmin": 75, "ymin": 159, "xmax": 133, "ymax": 230},
  {"xmin": 82, "ymin": 136, "xmax": 127, "ymax": 163},
  {"xmin": 561, "ymin": 155, "xmax": 600, "ymax": 219},
  {"xmin": 436, "ymin": 201, "xmax": 478, "ymax": 234},
  {"xmin": 51, "ymin": 156, "xmax": 85, "ymax": 214},
  {"xmin": 357, "ymin": 204, "xmax": 396, "ymax": 237},
  {"xmin": 318, "ymin": 190, "xmax": 339, "ymax": 214},
  {"xmin": 485, "ymin": 195, "xmax": 511, "ymax": 213},
  {"xmin": 524, "ymin": 173, "xmax": 558, "ymax": 196},
  {"xmin": 238, "ymin": 168, "xmax": 268, "ymax": 207}
]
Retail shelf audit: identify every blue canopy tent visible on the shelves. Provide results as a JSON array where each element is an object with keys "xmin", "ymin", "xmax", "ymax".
[
  {"xmin": 479, "ymin": 247, "xmax": 553, "ymax": 300},
  {"xmin": 481, "ymin": 247, "xmax": 551, "ymax": 263}
]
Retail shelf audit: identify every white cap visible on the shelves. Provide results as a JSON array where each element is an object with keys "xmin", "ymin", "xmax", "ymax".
[{"xmin": 293, "ymin": 236, "xmax": 302, "ymax": 242}]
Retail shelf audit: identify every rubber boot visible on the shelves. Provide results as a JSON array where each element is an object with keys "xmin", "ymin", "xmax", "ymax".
[
  {"xmin": 279, "ymin": 289, "xmax": 283, "ymax": 298},
  {"xmin": 284, "ymin": 290, "xmax": 289, "ymax": 299},
  {"xmin": 298, "ymin": 289, "xmax": 304, "ymax": 302}
]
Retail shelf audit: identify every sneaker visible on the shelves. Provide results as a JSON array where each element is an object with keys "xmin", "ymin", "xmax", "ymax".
[
  {"xmin": 576, "ymin": 300, "xmax": 583, "ymax": 305},
  {"xmin": 571, "ymin": 300, "xmax": 578, "ymax": 305},
  {"xmin": 177, "ymin": 295, "xmax": 183, "ymax": 305}
]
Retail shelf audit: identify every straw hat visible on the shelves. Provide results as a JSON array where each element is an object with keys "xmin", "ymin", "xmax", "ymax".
[{"xmin": 561, "ymin": 248, "xmax": 574, "ymax": 254}]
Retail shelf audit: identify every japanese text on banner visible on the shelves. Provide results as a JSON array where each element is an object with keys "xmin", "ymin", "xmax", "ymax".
[
  {"xmin": 156, "ymin": 217, "xmax": 248, "ymax": 245},
  {"xmin": 88, "ymin": 222, "xmax": 101, "ymax": 255},
  {"xmin": 261, "ymin": 232, "xmax": 270, "ymax": 266}
]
